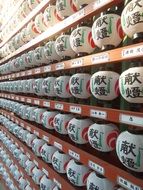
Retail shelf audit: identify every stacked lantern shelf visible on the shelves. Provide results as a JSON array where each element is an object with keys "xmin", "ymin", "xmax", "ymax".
[{"xmin": 0, "ymin": 0, "xmax": 143, "ymax": 190}]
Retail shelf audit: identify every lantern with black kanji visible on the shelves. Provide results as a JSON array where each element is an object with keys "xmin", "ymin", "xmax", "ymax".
[
  {"xmin": 66, "ymin": 159, "xmax": 90, "ymax": 186},
  {"xmin": 116, "ymin": 130, "xmax": 143, "ymax": 172},
  {"xmin": 88, "ymin": 122, "xmax": 119, "ymax": 152},
  {"xmin": 69, "ymin": 73, "xmax": 91, "ymax": 99},
  {"xmin": 121, "ymin": 0, "xmax": 143, "ymax": 41},
  {"xmin": 90, "ymin": 71, "xmax": 120, "ymax": 100},
  {"xmin": 119, "ymin": 67, "xmax": 143, "ymax": 103},
  {"xmin": 92, "ymin": 13, "xmax": 124, "ymax": 50},
  {"xmin": 87, "ymin": 172, "xmax": 115, "ymax": 190}
]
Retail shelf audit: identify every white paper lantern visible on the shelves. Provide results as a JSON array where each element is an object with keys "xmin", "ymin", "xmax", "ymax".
[
  {"xmin": 116, "ymin": 130, "xmax": 143, "ymax": 172},
  {"xmin": 42, "ymin": 111, "xmax": 58, "ymax": 129},
  {"xmin": 88, "ymin": 122, "xmax": 119, "ymax": 152},
  {"xmin": 32, "ymin": 167, "xmax": 44, "ymax": 185},
  {"xmin": 26, "ymin": 21, "xmax": 40, "ymax": 39},
  {"xmin": 13, "ymin": 149, "xmax": 22, "ymax": 159},
  {"xmin": 121, "ymin": 0, "xmax": 143, "ymax": 39},
  {"xmin": 25, "ymin": 51, "xmax": 35, "ymax": 67},
  {"xmin": 70, "ymin": 26, "xmax": 95, "ymax": 55},
  {"xmin": 33, "ymin": 108, "xmax": 46, "ymax": 124},
  {"xmin": 19, "ymin": 177, "xmax": 28, "ymax": 190},
  {"xmin": 92, "ymin": 14, "xmax": 124, "ymax": 49},
  {"xmin": 43, "ymin": 5, "xmax": 59, "ymax": 27},
  {"xmin": 33, "ymin": 78, "xmax": 45, "ymax": 96},
  {"xmin": 55, "ymin": 35, "xmax": 76, "ymax": 59},
  {"xmin": 26, "ymin": 106, "xmax": 37, "ymax": 121},
  {"xmin": 40, "ymin": 143, "xmax": 57, "ymax": 163},
  {"xmin": 25, "ymin": 79, "xmax": 35, "ymax": 94},
  {"xmin": 56, "ymin": 0, "xmax": 76, "ymax": 20},
  {"xmin": 52, "ymin": 151, "xmax": 71, "ymax": 173},
  {"xmin": 25, "ymin": 185, "xmax": 32, "ymax": 190},
  {"xmin": 40, "ymin": 175, "xmax": 57, "ymax": 190},
  {"xmin": 25, "ymin": 133, "xmax": 37, "ymax": 147},
  {"xmin": 53, "ymin": 113, "xmax": 74, "ymax": 134},
  {"xmin": 34, "ymin": 47, "xmax": 48, "ymax": 65},
  {"xmin": 19, "ymin": 105, "xmax": 29, "ymax": 119},
  {"xmin": 69, "ymin": 73, "xmax": 91, "ymax": 99},
  {"xmin": 66, "ymin": 159, "xmax": 90, "ymax": 186},
  {"xmin": 67, "ymin": 118, "xmax": 93, "ymax": 144},
  {"xmin": 87, "ymin": 171, "xmax": 115, "ymax": 190},
  {"xmin": 42, "ymin": 77, "xmax": 56, "ymax": 96},
  {"xmin": 28, "ymin": 0, "xmax": 40, "ymax": 10},
  {"xmin": 35, "ymin": 13, "xmax": 47, "ymax": 33},
  {"xmin": 32, "ymin": 139, "xmax": 45, "ymax": 156},
  {"xmin": 90, "ymin": 71, "xmax": 120, "ymax": 100},
  {"xmin": 25, "ymin": 160, "xmax": 36, "ymax": 176},
  {"xmin": 21, "ymin": 1, "xmax": 31, "ymax": 17},
  {"xmin": 71, "ymin": 0, "xmax": 93, "ymax": 10},
  {"xmin": 119, "ymin": 67, "xmax": 143, "ymax": 103},
  {"xmin": 44, "ymin": 41, "xmax": 60, "ymax": 63},
  {"xmin": 14, "ymin": 170, "xmax": 22, "ymax": 181},
  {"xmin": 19, "ymin": 154, "xmax": 29, "ymax": 168},
  {"xmin": 54, "ymin": 76, "xmax": 72, "ymax": 98}
]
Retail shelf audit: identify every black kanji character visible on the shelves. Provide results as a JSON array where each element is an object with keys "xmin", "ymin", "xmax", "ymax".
[{"xmin": 120, "ymin": 141, "xmax": 136, "ymax": 156}]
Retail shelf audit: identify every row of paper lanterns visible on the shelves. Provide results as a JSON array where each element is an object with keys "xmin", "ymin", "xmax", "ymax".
[
  {"xmin": 0, "ymin": 163, "xmax": 18, "ymax": 190},
  {"xmin": 0, "ymin": 98, "xmax": 143, "ymax": 173},
  {"xmin": 0, "ymin": 115, "xmax": 125, "ymax": 189},
  {"xmin": 1, "ymin": 0, "xmax": 143, "ymax": 60},
  {"xmin": 0, "ymin": 67, "xmax": 143, "ymax": 103},
  {"xmin": 0, "ymin": 129, "xmax": 59, "ymax": 190}
]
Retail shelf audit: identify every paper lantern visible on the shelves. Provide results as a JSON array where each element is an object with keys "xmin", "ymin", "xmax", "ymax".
[
  {"xmin": 71, "ymin": 0, "xmax": 93, "ymax": 10},
  {"xmin": 26, "ymin": 107, "xmax": 37, "ymax": 121},
  {"xmin": 32, "ymin": 167, "xmax": 44, "ymax": 185},
  {"xmin": 25, "ymin": 133, "xmax": 37, "ymax": 147},
  {"xmin": 19, "ymin": 177, "xmax": 28, "ymax": 190},
  {"xmin": 25, "ymin": 185, "xmax": 32, "ymax": 190},
  {"xmin": 33, "ymin": 108, "xmax": 46, "ymax": 124},
  {"xmin": 56, "ymin": 0, "xmax": 76, "ymax": 20},
  {"xmin": 32, "ymin": 139, "xmax": 45, "ymax": 157},
  {"xmin": 14, "ymin": 170, "xmax": 22, "ymax": 181},
  {"xmin": 119, "ymin": 67, "xmax": 143, "ymax": 103},
  {"xmin": 88, "ymin": 122, "xmax": 119, "ymax": 152},
  {"xmin": 26, "ymin": 21, "xmax": 39, "ymax": 39},
  {"xmin": 28, "ymin": 0, "xmax": 40, "ymax": 10},
  {"xmin": 19, "ymin": 154, "xmax": 29, "ymax": 168},
  {"xmin": 43, "ymin": 5, "xmax": 59, "ymax": 27},
  {"xmin": 42, "ymin": 77, "xmax": 56, "ymax": 96},
  {"xmin": 40, "ymin": 143, "xmax": 57, "ymax": 163},
  {"xmin": 42, "ymin": 111, "xmax": 58, "ymax": 129},
  {"xmin": 40, "ymin": 175, "xmax": 57, "ymax": 190},
  {"xmin": 9, "ymin": 144, "xmax": 17, "ymax": 153},
  {"xmin": 90, "ymin": 71, "xmax": 120, "ymax": 100},
  {"xmin": 33, "ymin": 78, "xmax": 45, "ymax": 96},
  {"xmin": 52, "ymin": 151, "xmax": 71, "ymax": 173},
  {"xmin": 13, "ymin": 149, "xmax": 22, "ymax": 160},
  {"xmin": 25, "ymin": 79, "xmax": 35, "ymax": 94},
  {"xmin": 44, "ymin": 41, "xmax": 60, "ymax": 63},
  {"xmin": 116, "ymin": 130, "xmax": 143, "ymax": 172},
  {"xmin": 55, "ymin": 35, "xmax": 76, "ymax": 59},
  {"xmin": 5, "ymin": 158, "xmax": 12, "ymax": 168},
  {"xmin": 34, "ymin": 47, "xmax": 48, "ymax": 65},
  {"xmin": 66, "ymin": 159, "xmax": 90, "ymax": 186},
  {"xmin": 53, "ymin": 113, "xmax": 74, "ymax": 134},
  {"xmin": 87, "ymin": 172, "xmax": 115, "ymax": 190},
  {"xmin": 67, "ymin": 118, "xmax": 93, "ymax": 144},
  {"xmin": 25, "ymin": 160, "xmax": 35, "ymax": 176},
  {"xmin": 35, "ymin": 13, "xmax": 47, "ymax": 33},
  {"xmin": 121, "ymin": 0, "xmax": 143, "ymax": 40},
  {"xmin": 19, "ymin": 105, "xmax": 29, "ymax": 119},
  {"xmin": 21, "ymin": 1, "xmax": 31, "ymax": 17},
  {"xmin": 92, "ymin": 14, "xmax": 124, "ymax": 50},
  {"xmin": 25, "ymin": 51, "xmax": 35, "ymax": 67},
  {"xmin": 54, "ymin": 76, "xmax": 72, "ymax": 98},
  {"xmin": 70, "ymin": 26, "xmax": 95, "ymax": 55},
  {"xmin": 69, "ymin": 73, "xmax": 91, "ymax": 99}
]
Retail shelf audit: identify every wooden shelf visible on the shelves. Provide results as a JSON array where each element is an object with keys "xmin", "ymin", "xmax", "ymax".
[
  {"xmin": 0, "ymin": 93, "xmax": 143, "ymax": 128},
  {"xmin": 0, "ymin": 161, "xmax": 20, "ymax": 190},
  {"xmin": 0, "ymin": 0, "xmax": 122, "ymax": 64},
  {"xmin": 0, "ymin": 109, "xmax": 143, "ymax": 189},
  {"xmin": 0, "ymin": 142, "xmax": 39, "ymax": 190},
  {"xmin": 0, "ymin": 123, "xmax": 78, "ymax": 190},
  {"xmin": 1, "ymin": 42, "xmax": 143, "ymax": 81},
  {"xmin": 0, "ymin": 0, "xmax": 54, "ymax": 48}
]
